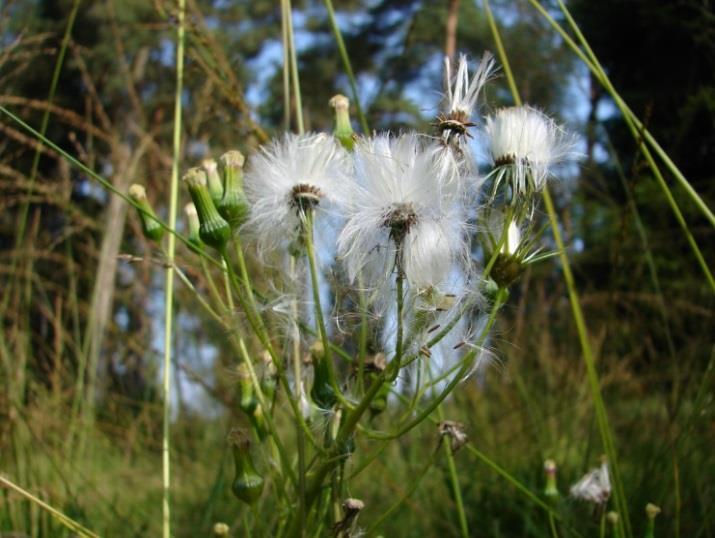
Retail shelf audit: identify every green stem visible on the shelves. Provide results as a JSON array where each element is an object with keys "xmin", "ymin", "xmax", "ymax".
[
  {"xmin": 162, "ymin": 1, "xmax": 185, "ymax": 535},
  {"xmin": 283, "ymin": 0, "xmax": 304, "ymax": 134},
  {"xmin": 303, "ymin": 210, "xmax": 349, "ymax": 408},
  {"xmin": 388, "ymin": 259, "xmax": 405, "ymax": 382}
]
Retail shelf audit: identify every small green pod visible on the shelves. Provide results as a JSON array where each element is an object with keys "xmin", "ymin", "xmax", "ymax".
[
  {"xmin": 218, "ymin": 150, "xmax": 249, "ymax": 228},
  {"xmin": 128, "ymin": 184, "xmax": 164, "ymax": 242},
  {"xmin": 309, "ymin": 342, "xmax": 336, "ymax": 410},
  {"xmin": 329, "ymin": 94, "xmax": 355, "ymax": 151},
  {"xmin": 229, "ymin": 429, "xmax": 264, "ymax": 505},
  {"xmin": 183, "ymin": 167, "xmax": 231, "ymax": 250},
  {"xmin": 202, "ymin": 159, "xmax": 224, "ymax": 207}
]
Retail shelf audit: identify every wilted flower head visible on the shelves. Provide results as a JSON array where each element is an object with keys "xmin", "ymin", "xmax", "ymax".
[
  {"xmin": 485, "ymin": 106, "xmax": 575, "ymax": 199},
  {"xmin": 243, "ymin": 132, "xmax": 350, "ymax": 252},
  {"xmin": 439, "ymin": 52, "xmax": 496, "ymax": 143},
  {"xmin": 337, "ymin": 133, "xmax": 468, "ymax": 291},
  {"xmin": 570, "ymin": 459, "xmax": 611, "ymax": 505}
]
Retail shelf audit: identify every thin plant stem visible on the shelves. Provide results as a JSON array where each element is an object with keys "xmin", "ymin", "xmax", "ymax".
[
  {"xmin": 435, "ymin": 400, "xmax": 469, "ymax": 538},
  {"xmin": 289, "ymin": 255, "xmax": 307, "ymax": 536},
  {"xmin": 220, "ymin": 249, "xmax": 321, "ymax": 453},
  {"xmin": 303, "ymin": 210, "xmax": 349, "ymax": 407},
  {"xmin": 236, "ymin": 337, "xmax": 298, "ymax": 487},
  {"xmin": 283, "ymin": 0, "xmax": 304, "ymax": 134},
  {"xmin": 322, "ymin": 0, "xmax": 370, "ymax": 134},
  {"xmin": 443, "ymin": 438, "xmax": 469, "ymax": 537},
  {"xmin": 481, "ymin": 3, "xmax": 631, "ymax": 534},
  {"xmin": 162, "ymin": 0, "xmax": 185, "ymax": 535},
  {"xmin": 0, "ymin": 476, "xmax": 99, "ymax": 538},
  {"xmin": 388, "ymin": 259, "xmax": 406, "ymax": 382}
]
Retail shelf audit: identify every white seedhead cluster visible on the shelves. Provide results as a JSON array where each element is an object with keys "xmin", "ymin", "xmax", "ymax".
[{"xmin": 127, "ymin": 52, "xmax": 581, "ymax": 520}]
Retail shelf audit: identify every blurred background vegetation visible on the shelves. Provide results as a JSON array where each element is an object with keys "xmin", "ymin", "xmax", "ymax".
[{"xmin": 0, "ymin": 0, "xmax": 713, "ymax": 536}]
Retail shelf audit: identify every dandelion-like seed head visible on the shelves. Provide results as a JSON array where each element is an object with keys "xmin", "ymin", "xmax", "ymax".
[
  {"xmin": 244, "ymin": 132, "xmax": 349, "ymax": 253},
  {"xmin": 338, "ymin": 133, "xmax": 468, "ymax": 292},
  {"xmin": 485, "ymin": 105, "xmax": 575, "ymax": 198},
  {"xmin": 438, "ymin": 52, "xmax": 496, "ymax": 143}
]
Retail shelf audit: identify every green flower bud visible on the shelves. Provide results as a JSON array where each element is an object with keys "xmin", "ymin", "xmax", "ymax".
[
  {"xmin": 250, "ymin": 402, "xmax": 269, "ymax": 441},
  {"xmin": 491, "ymin": 253, "xmax": 524, "ymax": 289},
  {"xmin": 329, "ymin": 94, "xmax": 355, "ymax": 151},
  {"xmin": 543, "ymin": 459, "xmax": 559, "ymax": 498},
  {"xmin": 645, "ymin": 503, "xmax": 660, "ymax": 538},
  {"xmin": 218, "ymin": 150, "xmax": 249, "ymax": 228},
  {"xmin": 128, "ymin": 184, "xmax": 164, "ymax": 242},
  {"xmin": 183, "ymin": 167, "xmax": 231, "ymax": 250},
  {"xmin": 237, "ymin": 363, "xmax": 257, "ymax": 415},
  {"xmin": 229, "ymin": 429, "xmax": 264, "ymax": 505},
  {"xmin": 369, "ymin": 379, "xmax": 391, "ymax": 418},
  {"xmin": 309, "ymin": 341, "xmax": 336, "ymax": 410},
  {"xmin": 202, "ymin": 158, "xmax": 224, "ymax": 207},
  {"xmin": 183, "ymin": 202, "xmax": 202, "ymax": 251}
]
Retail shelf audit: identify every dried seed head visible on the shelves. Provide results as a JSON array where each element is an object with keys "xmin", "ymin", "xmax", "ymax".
[
  {"xmin": 291, "ymin": 183, "xmax": 324, "ymax": 212},
  {"xmin": 438, "ymin": 420, "xmax": 467, "ymax": 452}
]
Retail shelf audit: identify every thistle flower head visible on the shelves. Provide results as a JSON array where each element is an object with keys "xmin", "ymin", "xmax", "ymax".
[
  {"xmin": 244, "ymin": 132, "xmax": 350, "ymax": 253},
  {"xmin": 485, "ymin": 105, "xmax": 575, "ymax": 198},
  {"xmin": 438, "ymin": 52, "xmax": 496, "ymax": 143},
  {"xmin": 570, "ymin": 459, "xmax": 611, "ymax": 505},
  {"xmin": 338, "ymin": 133, "xmax": 468, "ymax": 291}
]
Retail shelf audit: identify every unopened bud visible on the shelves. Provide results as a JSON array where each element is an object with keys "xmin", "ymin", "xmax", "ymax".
[
  {"xmin": 543, "ymin": 459, "xmax": 559, "ymax": 498},
  {"xmin": 329, "ymin": 94, "xmax": 355, "ymax": 151},
  {"xmin": 645, "ymin": 503, "xmax": 660, "ymax": 538},
  {"xmin": 128, "ymin": 183, "xmax": 164, "ymax": 242},
  {"xmin": 606, "ymin": 511, "xmax": 619, "ymax": 525},
  {"xmin": 212, "ymin": 522, "xmax": 230, "ymax": 537},
  {"xmin": 183, "ymin": 203, "xmax": 202, "ymax": 250},
  {"xmin": 228, "ymin": 428, "xmax": 264, "ymax": 504},
  {"xmin": 202, "ymin": 159, "xmax": 224, "ymax": 206},
  {"xmin": 310, "ymin": 340, "xmax": 336, "ymax": 409},
  {"xmin": 218, "ymin": 150, "xmax": 249, "ymax": 228},
  {"xmin": 183, "ymin": 167, "xmax": 231, "ymax": 250}
]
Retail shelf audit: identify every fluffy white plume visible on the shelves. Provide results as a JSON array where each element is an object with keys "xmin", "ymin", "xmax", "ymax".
[
  {"xmin": 570, "ymin": 461, "xmax": 611, "ymax": 505},
  {"xmin": 243, "ymin": 132, "xmax": 350, "ymax": 253},
  {"xmin": 485, "ymin": 106, "xmax": 576, "ymax": 196},
  {"xmin": 337, "ymin": 133, "xmax": 469, "ymax": 292},
  {"xmin": 443, "ymin": 51, "xmax": 496, "ymax": 120}
]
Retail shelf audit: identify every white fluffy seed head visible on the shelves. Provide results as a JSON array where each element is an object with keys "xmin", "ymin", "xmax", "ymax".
[
  {"xmin": 570, "ymin": 461, "xmax": 611, "ymax": 505},
  {"xmin": 485, "ymin": 106, "xmax": 575, "ymax": 195},
  {"xmin": 443, "ymin": 52, "xmax": 497, "ymax": 119},
  {"xmin": 337, "ymin": 133, "xmax": 469, "ymax": 292},
  {"xmin": 243, "ymin": 132, "xmax": 350, "ymax": 253}
]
